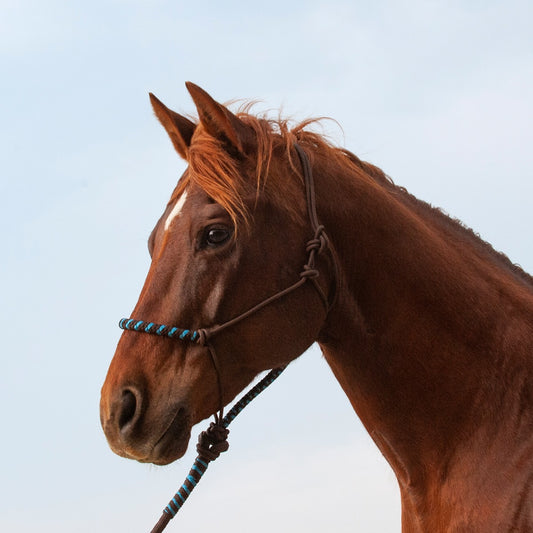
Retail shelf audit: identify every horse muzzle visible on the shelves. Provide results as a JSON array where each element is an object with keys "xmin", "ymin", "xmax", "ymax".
[{"xmin": 100, "ymin": 383, "xmax": 192, "ymax": 465}]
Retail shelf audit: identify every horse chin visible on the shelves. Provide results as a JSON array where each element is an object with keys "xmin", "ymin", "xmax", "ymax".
[{"xmin": 145, "ymin": 407, "xmax": 192, "ymax": 466}]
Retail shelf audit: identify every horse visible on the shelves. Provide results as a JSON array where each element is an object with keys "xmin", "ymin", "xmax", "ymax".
[{"xmin": 100, "ymin": 82, "xmax": 533, "ymax": 531}]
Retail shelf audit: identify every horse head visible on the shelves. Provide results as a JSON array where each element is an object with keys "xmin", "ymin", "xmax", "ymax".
[{"xmin": 100, "ymin": 83, "xmax": 334, "ymax": 465}]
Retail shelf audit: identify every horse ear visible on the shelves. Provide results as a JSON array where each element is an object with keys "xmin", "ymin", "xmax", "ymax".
[
  {"xmin": 185, "ymin": 82, "xmax": 252, "ymax": 154},
  {"xmin": 149, "ymin": 93, "xmax": 196, "ymax": 160}
]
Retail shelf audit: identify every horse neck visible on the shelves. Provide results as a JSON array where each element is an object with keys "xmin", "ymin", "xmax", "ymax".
[{"xmin": 312, "ymin": 151, "xmax": 533, "ymax": 501}]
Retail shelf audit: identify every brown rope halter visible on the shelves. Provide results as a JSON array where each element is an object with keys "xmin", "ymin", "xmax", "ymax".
[{"xmin": 118, "ymin": 143, "xmax": 336, "ymax": 531}]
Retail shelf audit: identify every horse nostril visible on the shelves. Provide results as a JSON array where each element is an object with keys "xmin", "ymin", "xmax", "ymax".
[{"xmin": 118, "ymin": 389, "xmax": 138, "ymax": 431}]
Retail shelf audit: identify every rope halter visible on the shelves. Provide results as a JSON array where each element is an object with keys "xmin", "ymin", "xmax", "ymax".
[{"xmin": 118, "ymin": 144, "xmax": 334, "ymax": 532}]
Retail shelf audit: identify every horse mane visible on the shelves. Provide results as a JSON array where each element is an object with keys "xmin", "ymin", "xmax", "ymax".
[
  {"xmin": 342, "ymin": 150, "xmax": 533, "ymax": 289},
  {"xmin": 173, "ymin": 107, "xmax": 533, "ymax": 288}
]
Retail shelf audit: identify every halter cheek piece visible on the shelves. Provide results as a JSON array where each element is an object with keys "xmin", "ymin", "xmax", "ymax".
[{"xmin": 119, "ymin": 144, "xmax": 334, "ymax": 533}]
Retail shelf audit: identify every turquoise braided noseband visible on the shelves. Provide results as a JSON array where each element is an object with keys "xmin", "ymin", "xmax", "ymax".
[{"xmin": 119, "ymin": 318, "xmax": 200, "ymax": 343}]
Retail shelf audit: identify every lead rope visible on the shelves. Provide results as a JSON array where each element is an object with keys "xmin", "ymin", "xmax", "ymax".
[
  {"xmin": 148, "ymin": 366, "xmax": 286, "ymax": 533},
  {"xmin": 118, "ymin": 144, "xmax": 335, "ymax": 532},
  {"xmin": 119, "ymin": 317, "xmax": 287, "ymax": 532}
]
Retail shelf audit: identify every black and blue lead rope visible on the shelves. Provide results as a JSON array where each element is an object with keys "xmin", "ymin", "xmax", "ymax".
[
  {"xmin": 119, "ymin": 318, "xmax": 286, "ymax": 533},
  {"xmin": 158, "ymin": 366, "xmax": 286, "ymax": 525}
]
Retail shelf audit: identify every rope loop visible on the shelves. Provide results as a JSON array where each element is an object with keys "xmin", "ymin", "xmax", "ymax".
[
  {"xmin": 196, "ymin": 328, "xmax": 210, "ymax": 346},
  {"xmin": 305, "ymin": 226, "xmax": 326, "ymax": 254},
  {"xmin": 305, "ymin": 238, "xmax": 321, "ymax": 252},
  {"xmin": 196, "ymin": 422, "xmax": 230, "ymax": 462},
  {"xmin": 299, "ymin": 265, "xmax": 320, "ymax": 279}
]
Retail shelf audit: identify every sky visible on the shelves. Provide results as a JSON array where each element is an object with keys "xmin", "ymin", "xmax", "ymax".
[{"xmin": 1, "ymin": 1, "xmax": 532, "ymax": 531}]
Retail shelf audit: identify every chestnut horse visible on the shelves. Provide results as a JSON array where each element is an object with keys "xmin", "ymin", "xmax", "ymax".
[{"xmin": 100, "ymin": 83, "xmax": 533, "ymax": 531}]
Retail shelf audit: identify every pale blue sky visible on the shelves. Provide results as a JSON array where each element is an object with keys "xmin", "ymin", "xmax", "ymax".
[{"xmin": 1, "ymin": 1, "xmax": 532, "ymax": 531}]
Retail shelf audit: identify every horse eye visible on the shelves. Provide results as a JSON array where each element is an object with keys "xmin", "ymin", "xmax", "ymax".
[{"xmin": 204, "ymin": 227, "xmax": 231, "ymax": 247}]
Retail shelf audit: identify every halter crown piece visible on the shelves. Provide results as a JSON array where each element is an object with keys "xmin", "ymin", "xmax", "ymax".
[{"xmin": 119, "ymin": 144, "xmax": 333, "ymax": 533}]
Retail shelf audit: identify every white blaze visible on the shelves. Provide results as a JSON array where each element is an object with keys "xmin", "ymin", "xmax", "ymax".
[{"xmin": 164, "ymin": 191, "xmax": 188, "ymax": 231}]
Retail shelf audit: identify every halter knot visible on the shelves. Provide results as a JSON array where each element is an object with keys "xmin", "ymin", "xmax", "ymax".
[
  {"xmin": 196, "ymin": 422, "xmax": 230, "ymax": 462},
  {"xmin": 299, "ymin": 265, "xmax": 320, "ymax": 279},
  {"xmin": 305, "ymin": 225, "xmax": 327, "ymax": 255},
  {"xmin": 196, "ymin": 328, "xmax": 210, "ymax": 346}
]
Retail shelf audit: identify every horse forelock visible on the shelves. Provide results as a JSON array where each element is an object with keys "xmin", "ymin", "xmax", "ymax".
[{"xmin": 173, "ymin": 108, "xmax": 364, "ymax": 231}]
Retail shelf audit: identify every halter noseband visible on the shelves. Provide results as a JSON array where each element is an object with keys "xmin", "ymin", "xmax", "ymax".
[{"xmin": 118, "ymin": 143, "xmax": 334, "ymax": 532}]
